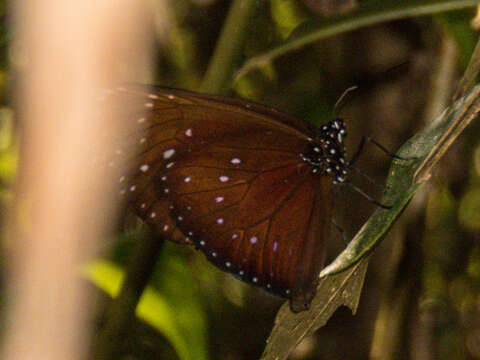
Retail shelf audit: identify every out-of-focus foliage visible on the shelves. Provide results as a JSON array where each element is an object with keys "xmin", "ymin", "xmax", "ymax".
[
  {"xmin": 439, "ymin": 10, "xmax": 478, "ymax": 68},
  {"xmin": 83, "ymin": 258, "xmax": 208, "ymax": 360},
  {"xmin": 1, "ymin": 0, "xmax": 480, "ymax": 359},
  {"xmin": 0, "ymin": 108, "xmax": 16, "ymax": 185}
]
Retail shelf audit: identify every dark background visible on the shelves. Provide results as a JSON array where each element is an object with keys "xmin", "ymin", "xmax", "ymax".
[{"xmin": 1, "ymin": 0, "xmax": 479, "ymax": 359}]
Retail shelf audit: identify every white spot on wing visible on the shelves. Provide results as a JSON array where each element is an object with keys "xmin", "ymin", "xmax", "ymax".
[
  {"xmin": 140, "ymin": 164, "xmax": 149, "ymax": 172},
  {"xmin": 219, "ymin": 175, "xmax": 229, "ymax": 183},
  {"xmin": 163, "ymin": 149, "xmax": 175, "ymax": 159},
  {"xmin": 216, "ymin": 218, "xmax": 224, "ymax": 225},
  {"xmin": 230, "ymin": 158, "xmax": 241, "ymax": 164},
  {"xmin": 215, "ymin": 196, "xmax": 224, "ymax": 203},
  {"xmin": 185, "ymin": 128, "xmax": 193, "ymax": 137},
  {"xmin": 250, "ymin": 236, "xmax": 258, "ymax": 244},
  {"xmin": 184, "ymin": 176, "xmax": 191, "ymax": 183}
]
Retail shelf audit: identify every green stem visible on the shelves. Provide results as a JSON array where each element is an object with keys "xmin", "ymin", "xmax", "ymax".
[
  {"xmin": 92, "ymin": 235, "xmax": 165, "ymax": 359},
  {"xmin": 200, "ymin": 0, "xmax": 257, "ymax": 94}
]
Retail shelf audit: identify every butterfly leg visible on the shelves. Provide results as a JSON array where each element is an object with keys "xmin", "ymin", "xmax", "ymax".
[
  {"xmin": 332, "ymin": 219, "xmax": 349, "ymax": 245},
  {"xmin": 349, "ymin": 136, "xmax": 408, "ymax": 167},
  {"xmin": 344, "ymin": 181, "xmax": 392, "ymax": 209}
]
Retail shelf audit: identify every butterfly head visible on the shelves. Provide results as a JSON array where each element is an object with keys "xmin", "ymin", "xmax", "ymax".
[{"xmin": 301, "ymin": 118, "xmax": 347, "ymax": 184}]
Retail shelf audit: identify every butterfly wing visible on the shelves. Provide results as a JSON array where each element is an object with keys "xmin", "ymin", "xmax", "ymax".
[{"xmin": 110, "ymin": 86, "xmax": 331, "ymax": 311}]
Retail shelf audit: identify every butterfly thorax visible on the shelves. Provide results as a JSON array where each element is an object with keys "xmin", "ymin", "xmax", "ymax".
[{"xmin": 300, "ymin": 118, "xmax": 347, "ymax": 184}]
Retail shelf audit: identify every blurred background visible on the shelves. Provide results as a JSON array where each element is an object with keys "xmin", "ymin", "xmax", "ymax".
[{"xmin": 1, "ymin": 0, "xmax": 480, "ymax": 359}]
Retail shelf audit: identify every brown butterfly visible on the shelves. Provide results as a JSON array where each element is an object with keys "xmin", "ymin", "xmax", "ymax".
[{"xmin": 109, "ymin": 85, "xmax": 347, "ymax": 312}]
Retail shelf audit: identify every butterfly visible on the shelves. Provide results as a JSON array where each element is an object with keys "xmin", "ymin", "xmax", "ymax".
[{"xmin": 108, "ymin": 85, "xmax": 348, "ymax": 312}]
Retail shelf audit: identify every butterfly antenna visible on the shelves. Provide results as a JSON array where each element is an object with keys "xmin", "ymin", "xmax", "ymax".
[{"xmin": 333, "ymin": 85, "xmax": 358, "ymax": 118}]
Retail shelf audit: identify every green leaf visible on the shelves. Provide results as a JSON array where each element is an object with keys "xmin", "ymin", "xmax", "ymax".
[
  {"xmin": 236, "ymin": 0, "xmax": 480, "ymax": 78},
  {"xmin": 261, "ymin": 257, "xmax": 369, "ymax": 360},
  {"xmin": 82, "ymin": 260, "xmax": 208, "ymax": 360}
]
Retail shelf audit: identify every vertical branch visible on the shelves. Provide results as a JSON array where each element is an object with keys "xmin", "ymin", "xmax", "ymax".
[
  {"xmin": 92, "ymin": 235, "xmax": 166, "ymax": 359},
  {"xmin": 200, "ymin": 0, "xmax": 258, "ymax": 94},
  {"xmin": 2, "ymin": 0, "xmax": 154, "ymax": 359}
]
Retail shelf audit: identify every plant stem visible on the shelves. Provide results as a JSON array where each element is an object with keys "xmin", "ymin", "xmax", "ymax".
[
  {"xmin": 92, "ymin": 235, "xmax": 165, "ymax": 359},
  {"xmin": 200, "ymin": 0, "xmax": 257, "ymax": 94}
]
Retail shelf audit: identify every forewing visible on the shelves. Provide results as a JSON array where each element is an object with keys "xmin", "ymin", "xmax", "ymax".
[{"xmin": 109, "ymin": 86, "xmax": 328, "ymax": 308}]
